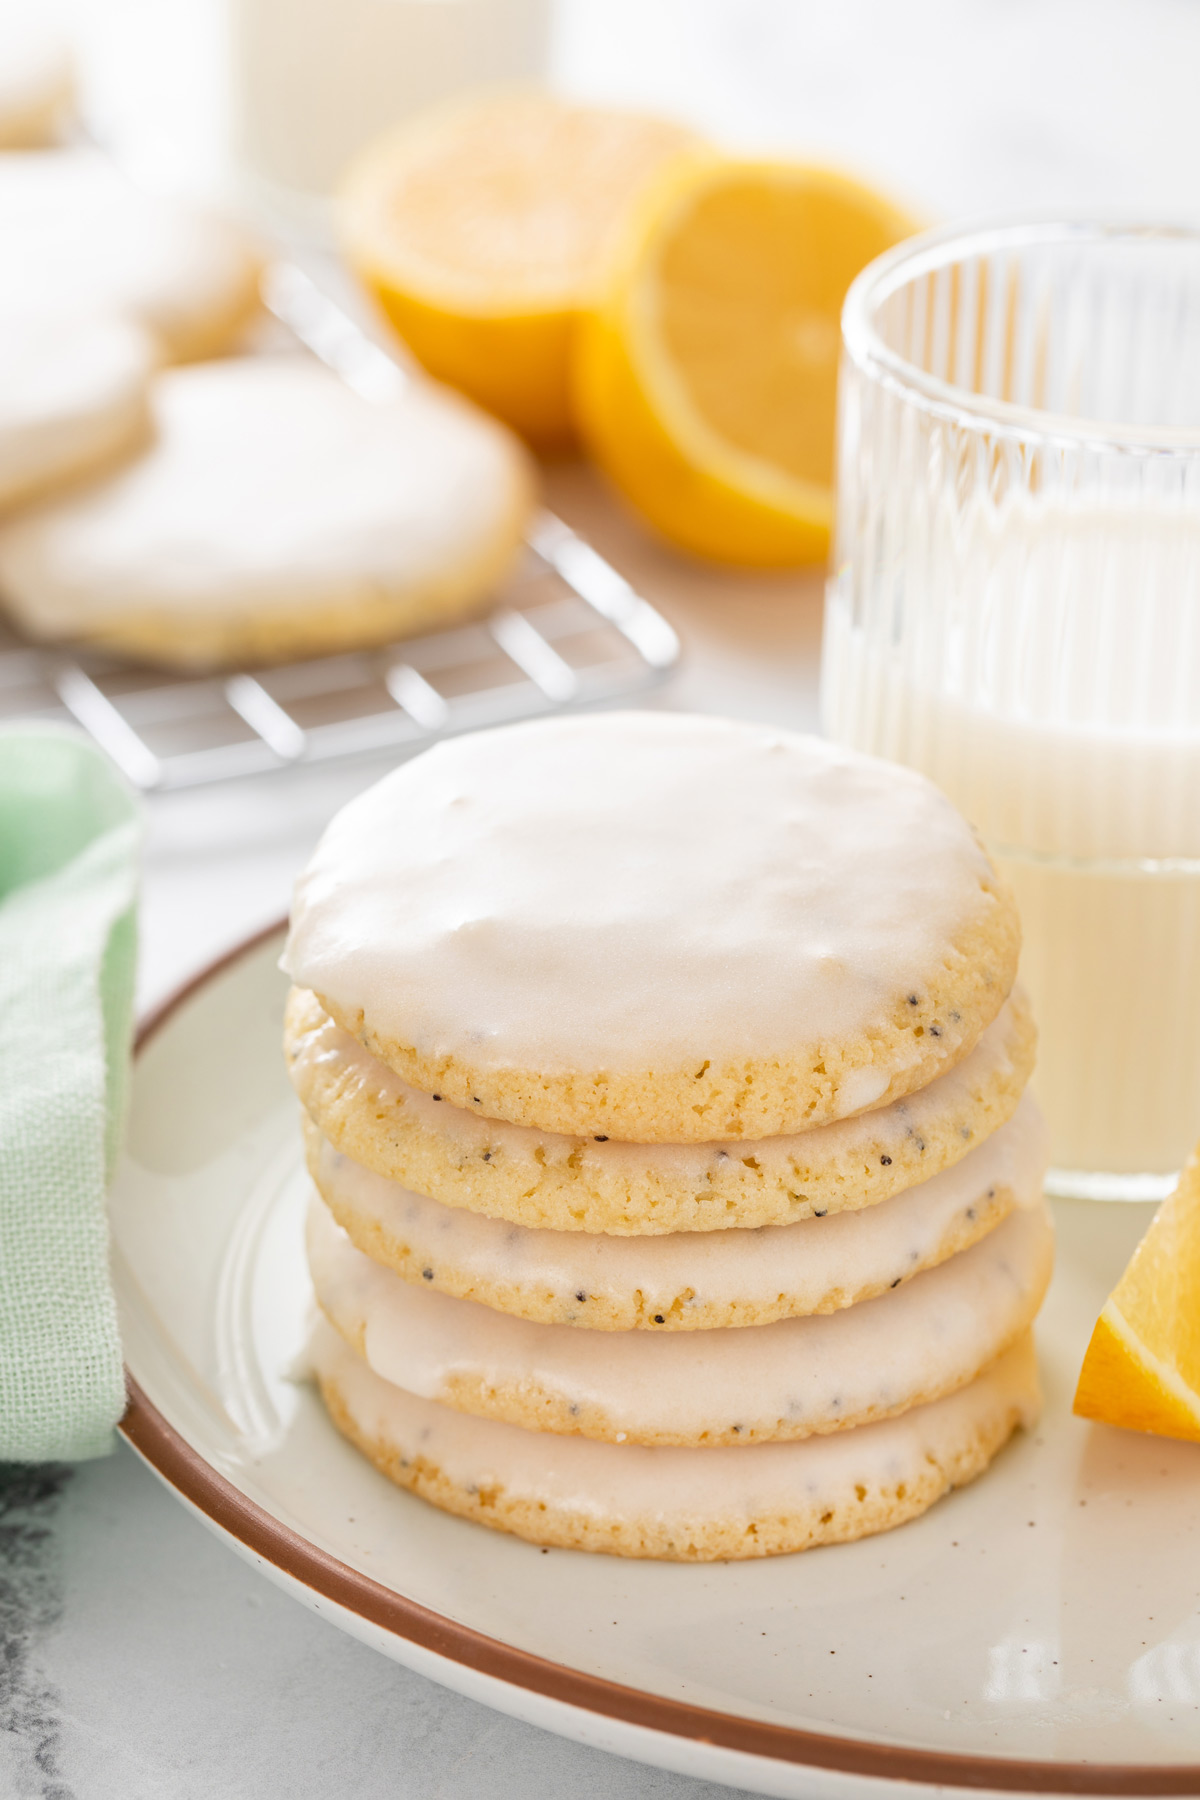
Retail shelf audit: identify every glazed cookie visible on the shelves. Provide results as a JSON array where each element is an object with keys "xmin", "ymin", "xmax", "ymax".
[
  {"xmin": 312, "ymin": 1321, "xmax": 1041, "ymax": 1560},
  {"xmin": 0, "ymin": 357, "xmax": 534, "ymax": 670},
  {"xmin": 283, "ymin": 714, "xmax": 1020, "ymax": 1142},
  {"xmin": 0, "ymin": 152, "xmax": 259, "ymax": 360},
  {"xmin": 308, "ymin": 1195, "xmax": 1053, "ymax": 1446},
  {"xmin": 304, "ymin": 1093, "xmax": 1048, "ymax": 1330},
  {"xmin": 0, "ymin": 315, "xmax": 155, "ymax": 510},
  {"xmin": 0, "ymin": 11, "xmax": 72, "ymax": 147},
  {"xmin": 286, "ymin": 985, "xmax": 1035, "ymax": 1234}
]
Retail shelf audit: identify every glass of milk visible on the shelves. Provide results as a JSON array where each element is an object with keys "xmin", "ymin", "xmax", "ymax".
[{"xmin": 822, "ymin": 220, "xmax": 1200, "ymax": 1200}]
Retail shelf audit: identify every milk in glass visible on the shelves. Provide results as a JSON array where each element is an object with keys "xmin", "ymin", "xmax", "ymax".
[{"xmin": 823, "ymin": 500, "xmax": 1200, "ymax": 1193}]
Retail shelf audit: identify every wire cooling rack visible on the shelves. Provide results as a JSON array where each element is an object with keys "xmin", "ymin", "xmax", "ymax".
[{"xmin": 0, "ymin": 267, "xmax": 680, "ymax": 793}]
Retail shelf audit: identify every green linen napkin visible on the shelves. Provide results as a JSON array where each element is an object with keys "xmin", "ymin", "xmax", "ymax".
[{"xmin": 0, "ymin": 727, "xmax": 141, "ymax": 1462}]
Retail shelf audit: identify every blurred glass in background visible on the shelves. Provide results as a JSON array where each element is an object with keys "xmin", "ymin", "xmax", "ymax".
[{"xmin": 64, "ymin": 2, "xmax": 1200, "ymax": 225}]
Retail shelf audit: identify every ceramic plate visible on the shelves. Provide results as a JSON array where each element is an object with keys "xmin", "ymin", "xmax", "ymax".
[{"xmin": 113, "ymin": 926, "xmax": 1200, "ymax": 1800}]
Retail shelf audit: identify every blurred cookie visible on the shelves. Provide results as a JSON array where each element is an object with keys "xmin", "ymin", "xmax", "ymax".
[
  {"xmin": 0, "ymin": 315, "xmax": 154, "ymax": 510},
  {"xmin": 0, "ymin": 151, "xmax": 259, "ymax": 359},
  {"xmin": 0, "ymin": 356, "xmax": 534, "ymax": 668},
  {"xmin": 0, "ymin": 12, "xmax": 72, "ymax": 147}
]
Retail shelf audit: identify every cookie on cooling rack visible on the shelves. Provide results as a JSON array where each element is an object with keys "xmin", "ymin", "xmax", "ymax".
[
  {"xmin": 0, "ymin": 11, "xmax": 72, "ymax": 146},
  {"xmin": 0, "ymin": 152, "xmax": 260, "ymax": 360},
  {"xmin": 0, "ymin": 315, "xmax": 155, "ymax": 511},
  {"xmin": 0, "ymin": 357, "xmax": 535, "ymax": 669}
]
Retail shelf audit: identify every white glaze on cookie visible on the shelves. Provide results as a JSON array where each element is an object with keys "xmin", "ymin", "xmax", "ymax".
[
  {"xmin": 0, "ymin": 357, "xmax": 531, "ymax": 658},
  {"xmin": 310, "ymin": 1093, "xmax": 1048, "ymax": 1327},
  {"xmin": 283, "ymin": 713, "xmax": 1007, "ymax": 1083},
  {"xmin": 0, "ymin": 13, "xmax": 71, "ymax": 147},
  {"xmin": 308, "ymin": 1196, "xmax": 1053, "ymax": 1444},
  {"xmin": 311, "ymin": 1319, "xmax": 1041, "ymax": 1551},
  {"xmin": 289, "ymin": 988, "xmax": 1033, "ymax": 1231},
  {"xmin": 0, "ymin": 151, "xmax": 258, "ymax": 359},
  {"xmin": 0, "ymin": 314, "xmax": 154, "ymax": 508}
]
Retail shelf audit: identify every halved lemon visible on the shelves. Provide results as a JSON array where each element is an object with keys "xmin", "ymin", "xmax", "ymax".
[
  {"xmin": 1073, "ymin": 1149, "xmax": 1200, "ymax": 1441},
  {"xmin": 338, "ymin": 93, "xmax": 699, "ymax": 448},
  {"xmin": 573, "ymin": 155, "xmax": 916, "ymax": 566}
]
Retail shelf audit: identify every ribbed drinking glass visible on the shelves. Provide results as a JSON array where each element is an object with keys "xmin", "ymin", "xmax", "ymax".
[{"xmin": 822, "ymin": 220, "xmax": 1200, "ymax": 1200}]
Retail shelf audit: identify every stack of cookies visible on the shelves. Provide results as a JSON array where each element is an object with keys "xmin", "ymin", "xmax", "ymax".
[{"xmin": 283, "ymin": 712, "xmax": 1052, "ymax": 1562}]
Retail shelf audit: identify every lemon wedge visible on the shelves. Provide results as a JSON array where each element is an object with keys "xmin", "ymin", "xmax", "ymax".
[
  {"xmin": 1073, "ymin": 1150, "xmax": 1200, "ymax": 1441},
  {"xmin": 338, "ymin": 93, "xmax": 698, "ymax": 448},
  {"xmin": 573, "ymin": 154, "xmax": 915, "ymax": 565}
]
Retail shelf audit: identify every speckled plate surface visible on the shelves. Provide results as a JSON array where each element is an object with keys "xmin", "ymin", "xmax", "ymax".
[{"xmin": 112, "ymin": 926, "xmax": 1200, "ymax": 1800}]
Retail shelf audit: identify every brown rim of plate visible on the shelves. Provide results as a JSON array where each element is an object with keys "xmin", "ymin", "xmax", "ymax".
[{"xmin": 120, "ymin": 920, "xmax": 1198, "ymax": 1799}]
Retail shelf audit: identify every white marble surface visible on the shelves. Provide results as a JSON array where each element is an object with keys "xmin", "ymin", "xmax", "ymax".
[{"xmin": 6, "ymin": 3, "xmax": 1200, "ymax": 1796}]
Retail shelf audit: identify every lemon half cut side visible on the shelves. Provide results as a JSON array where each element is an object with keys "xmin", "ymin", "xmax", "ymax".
[
  {"xmin": 573, "ymin": 154, "xmax": 916, "ymax": 566},
  {"xmin": 338, "ymin": 93, "xmax": 700, "ymax": 448}
]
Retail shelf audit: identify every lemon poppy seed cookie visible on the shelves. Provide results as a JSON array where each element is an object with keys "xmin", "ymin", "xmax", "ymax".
[
  {"xmin": 288, "ymin": 708, "xmax": 1045, "ymax": 1559},
  {"xmin": 286, "ymin": 984, "xmax": 1035, "ymax": 1234},
  {"xmin": 313, "ymin": 1321, "xmax": 1041, "ymax": 1560},
  {"xmin": 305, "ymin": 1092, "xmax": 1048, "ymax": 1330},
  {"xmin": 283, "ymin": 713, "xmax": 1020, "ymax": 1142},
  {"xmin": 0, "ymin": 315, "xmax": 155, "ymax": 511},
  {"xmin": 0, "ymin": 151, "xmax": 260, "ymax": 361},
  {"xmin": 0, "ymin": 357, "xmax": 534, "ymax": 669},
  {"xmin": 0, "ymin": 13, "xmax": 72, "ymax": 147},
  {"xmin": 308, "ymin": 1195, "xmax": 1053, "ymax": 1446}
]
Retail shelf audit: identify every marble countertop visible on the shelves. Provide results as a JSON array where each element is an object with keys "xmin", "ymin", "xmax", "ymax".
[{"xmin": 8, "ymin": 2, "xmax": 1200, "ymax": 1795}]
